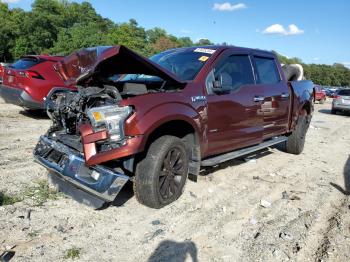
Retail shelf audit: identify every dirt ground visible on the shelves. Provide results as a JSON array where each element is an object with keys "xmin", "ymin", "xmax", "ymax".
[{"xmin": 0, "ymin": 97, "xmax": 349, "ymax": 262}]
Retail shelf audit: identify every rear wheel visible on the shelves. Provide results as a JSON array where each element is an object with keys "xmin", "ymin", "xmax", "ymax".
[
  {"xmin": 331, "ymin": 109, "xmax": 337, "ymax": 114},
  {"xmin": 284, "ymin": 112, "xmax": 310, "ymax": 155},
  {"xmin": 134, "ymin": 136, "xmax": 189, "ymax": 208}
]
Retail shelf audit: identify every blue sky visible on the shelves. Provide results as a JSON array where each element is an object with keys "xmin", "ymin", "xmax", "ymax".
[{"xmin": 3, "ymin": 0, "xmax": 350, "ymax": 67}]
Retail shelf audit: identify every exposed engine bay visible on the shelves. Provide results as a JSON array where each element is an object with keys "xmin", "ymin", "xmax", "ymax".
[
  {"xmin": 47, "ymin": 85, "xmax": 122, "ymax": 135},
  {"xmin": 45, "ymin": 78, "xmax": 180, "ymax": 153}
]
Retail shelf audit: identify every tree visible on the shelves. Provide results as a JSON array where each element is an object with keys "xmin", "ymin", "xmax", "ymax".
[
  {"xmin": 106, "ymin": 19, "xmax": 147, "ymax": 54},
  {"xmin": 50, "ymin": 22, "xmax": 109, "ymax": 55},
  {"xmin": 0, "ymin": 3, "xmax": 26, "ymax": 61},
  {"xmin": 195, "ymin": 39, "xmax": 213, "ymax": 46},
  {"xmin": 151, "ymin": 36, "xmax": 179, "ymax": 53}
]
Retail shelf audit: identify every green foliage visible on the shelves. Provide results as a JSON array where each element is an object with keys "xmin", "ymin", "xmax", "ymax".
[
  {"xmin": 24, "ymin": 180, "xmax": 59, "ymax": 206},
  {"xmin": 273, "ymin": 51, "xmax": 350, "ymax": 87},
  {"xmin": 64, "ymin": 247, "xmax": 81, "ymax": 259},
  {"xmin": 106, "ymin": 19, "xmax": 148, "ymax": 54},
  {"xmin": 0, "ymin": 191, "xmax": 22, "ymax": 206},
  {"xmin": 1, "ymin": 0, "xmax": 349, "ymax": 87},
  {"xmin": 50, "ymin": 22, "xmax": 109, "ymax": 55}
]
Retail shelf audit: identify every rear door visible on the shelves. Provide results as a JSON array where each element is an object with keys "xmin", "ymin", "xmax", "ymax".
[
  {"xmin": 205, "ymin": 50, "xmax": 264, "ymax": 156},
  {"xmin": 252, "ymin": 55, "xmax": 290, "ymax": 139}
]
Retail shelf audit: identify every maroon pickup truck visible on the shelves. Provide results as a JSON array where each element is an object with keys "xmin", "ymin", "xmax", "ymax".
[{"xmin": 33, "ymin": 45, "xmax": 314, "ymax": 209}]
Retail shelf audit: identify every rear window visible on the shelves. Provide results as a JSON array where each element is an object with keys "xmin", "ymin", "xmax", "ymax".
[
  {"xmin": 337, "ymin": 89, "xmax": 350, "ymax": 96},
  {"xmin": 10, "ymin": 58, "xmax": 42, "ymax": 70},
  {"xmin": 254, "ymin": 57, "xmax": 280, "ymax": 84}
]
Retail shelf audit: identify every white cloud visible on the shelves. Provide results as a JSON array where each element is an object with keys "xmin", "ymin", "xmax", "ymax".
[
  {"xmin": 288, "ymin": 24, "xmax": 304, "ymax": 35},
  {"xmin": 213, "ymin": 2, "xmax": 247, "ymax": 11},
  {"xmin": 262, "ymin": 24, "xmax": 304, "ymax": 36},
  {"xmin": 263, "ymin": 24, "xmax": 286, "ymax": 35},
  {"xmin": 1, "ymin": 0, "xmax": 21, "ymax": 3}
]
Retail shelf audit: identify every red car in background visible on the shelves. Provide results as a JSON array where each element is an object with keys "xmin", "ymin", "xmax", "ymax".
[
  {"xmin": 314, "ymin": 84, "xmax": 326, "ymax": 104},
  {"xmin": 0, "ymin": 55, "xmax": 74, "ymax": 110},
  {"xmin": 0, "ymin": 62, "xmax": 11, "ymax": 84}
]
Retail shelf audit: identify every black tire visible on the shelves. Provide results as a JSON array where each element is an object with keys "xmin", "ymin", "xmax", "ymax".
[
  {"xmin": 134, "ymin": 136, "xmax": 189, "ymax": 208},
  {"xmin": 331, "ymin": 109, "xmax": 337, "ymax": 114},
  {"xmin": 284, "ymin": 114, "xmax": 310, "ymax": 155}
]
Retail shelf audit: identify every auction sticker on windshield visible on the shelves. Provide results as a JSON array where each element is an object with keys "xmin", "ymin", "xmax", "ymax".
[
  {"xmin": 198, "ymin": 56, "xmax": 209, "ymax": 62},
  {"xmin": 194, "ymin": 48, "xmax": 216, "ymax": 54}
]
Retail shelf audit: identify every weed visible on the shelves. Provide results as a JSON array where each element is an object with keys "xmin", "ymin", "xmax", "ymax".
[
  {"xmin": 64, "ymin": 247, "xmax": 81, "ymax": 259},
  {"xmin": 27, "ymin": 230, "xmax": 40, "ymax": 238},
  {"xmin": 0, "ymin": 192, "xmax": 22, "ymax": 206},
  {"xmin": 25, "ymin": 180, "xmax": 59, "ymax": 206}
]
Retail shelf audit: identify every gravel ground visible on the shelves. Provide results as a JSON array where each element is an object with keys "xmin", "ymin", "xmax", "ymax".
[{"xmin": 0, "ymin": 97, "xmax": 349, "ymax": 262}]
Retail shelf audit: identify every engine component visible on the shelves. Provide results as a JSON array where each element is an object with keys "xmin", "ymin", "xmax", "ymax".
[{"xmin": 45, "ymin": 86, "xmax": 123, "ymax": 136}]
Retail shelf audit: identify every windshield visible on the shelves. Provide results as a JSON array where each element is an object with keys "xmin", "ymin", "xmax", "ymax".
[{"xmin": 121, "ymin": 48, "xmax": 215, "ymax": 82}]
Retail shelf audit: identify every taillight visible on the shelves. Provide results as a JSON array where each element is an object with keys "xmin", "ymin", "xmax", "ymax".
[{"xmin": 18, "ymin": 70, "xmax": 45, "ymax": 80}]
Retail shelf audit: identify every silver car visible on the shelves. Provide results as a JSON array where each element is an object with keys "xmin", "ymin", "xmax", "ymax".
[{"xmin": 332, "ymin": 89, "xmax": 350, "ymax": 114}]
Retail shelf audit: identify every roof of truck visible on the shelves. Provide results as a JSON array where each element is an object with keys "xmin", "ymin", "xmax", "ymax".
[{"xmin": 163, "ymin": 45, "xmax": 275, "ymax": 57}]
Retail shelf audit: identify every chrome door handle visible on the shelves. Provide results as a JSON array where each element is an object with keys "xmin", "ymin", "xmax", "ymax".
[
  {"xmin": 280, "ymin": 93, "xmax": 290, "ymax": 98},
  {"xmin": 253, "ymin": 96, "xmax": 265, "ymax": 102}
]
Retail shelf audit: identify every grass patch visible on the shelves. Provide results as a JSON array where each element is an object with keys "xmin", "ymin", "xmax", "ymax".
[
  {"xmin": 25, "ymin": 180, "xmax": 60, "ymax": 206},
  {"xmin": 0, "ymin": 192, "xmax": 22, "ymax": 206},
  {"xmin": 64, "ymin": 247, "xmax": 81, "ymax": 260},
  {"xmin": 27, "ymin": 230, "xmax": 40, "ymax": 238}
]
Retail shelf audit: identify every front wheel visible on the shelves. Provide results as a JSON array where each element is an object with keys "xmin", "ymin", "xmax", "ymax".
[
  {"xmin": 134, "ymin": 136, "xmax": 189, "ymax": 208},
  {"xmin": 284, "ymin": 112, "xmax": 310, "ymax": 155}
]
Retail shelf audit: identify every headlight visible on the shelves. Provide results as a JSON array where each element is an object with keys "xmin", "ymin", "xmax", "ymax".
[{"xmin": 87, "ymin": 105, "xmax": 132, "ymax": 141}]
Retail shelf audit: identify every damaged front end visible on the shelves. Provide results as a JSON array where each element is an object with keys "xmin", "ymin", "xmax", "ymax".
[
  {"xmin": 33, "ymin": 45, "xmax": 184, "ymax": 208},
  {"xmin": 34, "ymin": 86, "xmax": 139, "ymax": 208},
  {"xmin": 34, "ymin": 136, "xmax": 129, "ymax": 208}
]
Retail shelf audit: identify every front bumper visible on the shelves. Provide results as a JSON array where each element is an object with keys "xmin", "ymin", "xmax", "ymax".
[
  {"xmin": 0, "ymin": 84, "xmax": 44, "ymax": 109},
  {"xmin": 33, "ymin": 136, "xmax": 129, "ymax": 205}
]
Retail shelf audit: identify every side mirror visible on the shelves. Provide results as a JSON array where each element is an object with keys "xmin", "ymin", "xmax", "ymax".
[
  {"xmin": 212, "ymin": 80, "xmax": 231, "ymax": 93},
  {"xmin": 213, "ymin": 80, "xmax": 222, "ymax": 89}
]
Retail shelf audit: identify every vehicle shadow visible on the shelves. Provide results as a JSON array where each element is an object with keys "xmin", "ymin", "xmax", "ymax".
[
  {"xmin": 148, "ymin": 240, "xmax": 198, "ymax": 262},
  {"xmin": 319, "ymin": 108, "xmax": 350, "ymax": 116},
  {"xmin": 200, "ymin": 148, "xmax": 272, "ymax": 176},
  {"xmin": 318, "ymin": 109, "xmax": 332, "ymax": 115},
  {"xmin": 19, "ymin": 109, "xmax": 48, "ymax": 119},
  {"xmin": 110, "ymin": 181, "xmax": 134, "ymax": 207},
  {"xmin": 330, "ymin": 155, "xmax": 350, "ymax": 195},
  {"xmin": 109, "ymin": 148, "xmax": 274, "ymax": 207}
]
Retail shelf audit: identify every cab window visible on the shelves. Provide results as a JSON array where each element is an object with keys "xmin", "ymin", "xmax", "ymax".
[
  {"xmin": 254, "ymin": 56, "xmax": 281, "ymax": 84},
  {"xmin": 206, "ymin": 54, "xmax": 255, "ymax": 94}
]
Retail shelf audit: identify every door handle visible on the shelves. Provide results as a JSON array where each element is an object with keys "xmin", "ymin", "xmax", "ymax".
[
  {"xmin": 253, "ymin": 96, "xmax": 265, "ymax": 102},
  {"xmin": 280, "ymin": 93, "xmax": 290, "ymax": 99}
]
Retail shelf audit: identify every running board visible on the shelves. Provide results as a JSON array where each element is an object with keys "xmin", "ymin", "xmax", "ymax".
[{"xmin": 201, "ymin": 136, "xmax": 287, "ymax": 167}]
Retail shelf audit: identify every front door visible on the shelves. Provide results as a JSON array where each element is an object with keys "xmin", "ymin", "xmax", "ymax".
[{"xmin": 205, "ymin": 52, "xmax": 264, "ymax": 156}]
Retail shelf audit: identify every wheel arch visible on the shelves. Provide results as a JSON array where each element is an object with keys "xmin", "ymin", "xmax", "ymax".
[{"xmin": 142, "ymin": 118, "xmax": 201, "ymax": 180}]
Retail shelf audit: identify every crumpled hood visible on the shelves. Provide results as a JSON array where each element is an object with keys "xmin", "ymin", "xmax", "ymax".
[{"xmin": 54, "ymin": 45, "xmax": 185, "ymax": 86}]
